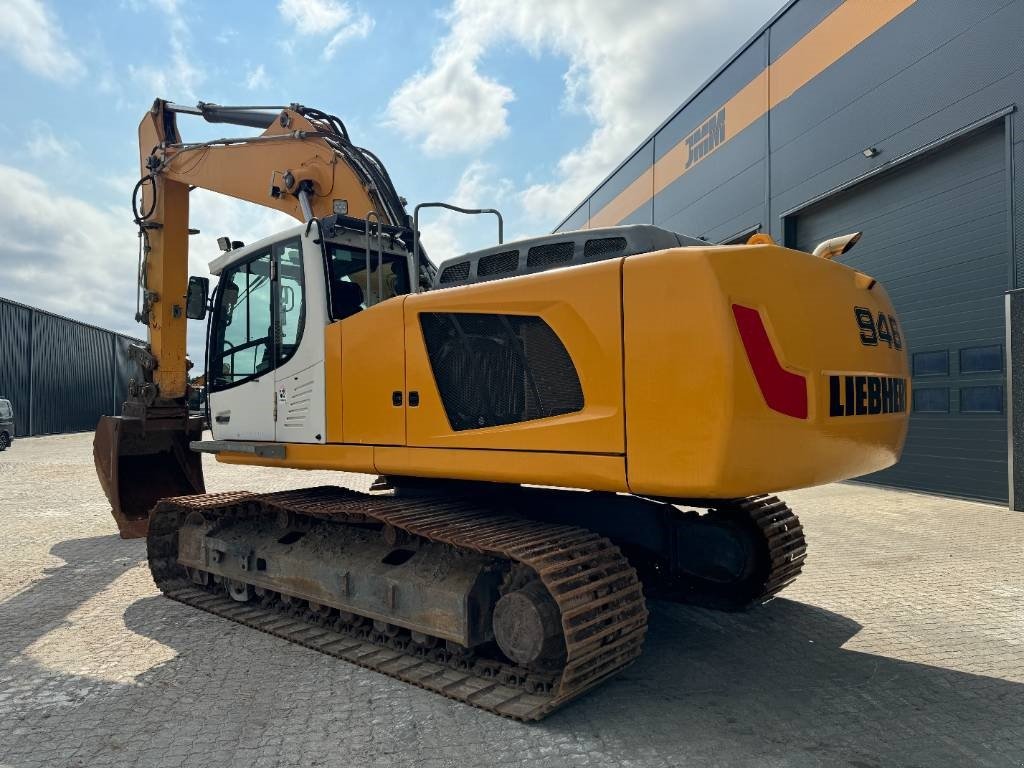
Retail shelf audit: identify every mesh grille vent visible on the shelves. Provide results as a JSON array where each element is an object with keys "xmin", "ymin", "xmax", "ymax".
[
  {"xmin": 419, "ymin": 312, "xmax": 584, "ymax": 431},
  {"xmin": 583, "ymin": 237, "xmax": 627, "ymax": 259},
  {"xmin": 477, "ymin": 249, "xmax": 520, "ymax": 277},
  {"xmin": 526, "ymin": 242, "xmax": 574, "ymax": 268},
  {"xmin": 439, "ymin": 261, "xmax": 471, "ymax": 284}
]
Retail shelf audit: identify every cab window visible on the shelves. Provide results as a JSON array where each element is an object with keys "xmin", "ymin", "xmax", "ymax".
[
  {"xmin": 209, "ymin": 238, "xmax": 304, "ymax": 391},
  {"xmin": 326, "ymin": 244, "xmax": 410, "ymax": 321},
  {"xmin": 276, "ymin": 239, "xmax": 305, "ymax": 364},
  {"xmin": 210, "ymin": 251, "xmax": 273, "ymax": 389}
]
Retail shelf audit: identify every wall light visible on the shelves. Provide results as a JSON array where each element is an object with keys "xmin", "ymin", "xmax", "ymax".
[{"xmin": 862, "ymin": 147, "xmax": 880, "ymax": 158}]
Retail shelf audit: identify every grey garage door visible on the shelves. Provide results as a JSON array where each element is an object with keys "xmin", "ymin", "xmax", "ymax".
[{"xmin": 791, "ymin": 122, "xmax": 1009, "ymax": 501}]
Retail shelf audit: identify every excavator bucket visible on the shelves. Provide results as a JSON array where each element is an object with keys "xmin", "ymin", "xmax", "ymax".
[{"xmin": 94, "ymin": 414, "xmax": 205, "ymax": 539}]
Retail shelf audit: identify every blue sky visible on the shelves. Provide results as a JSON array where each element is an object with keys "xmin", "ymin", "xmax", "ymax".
[{"xmin": 0, "ymin": 0, "xmax": 782, "ymax": 358}]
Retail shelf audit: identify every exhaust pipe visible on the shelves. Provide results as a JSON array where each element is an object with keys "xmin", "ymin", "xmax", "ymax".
[{"xmin": 813, "ymin": 232, "xmax": 862, "ymax": 260}]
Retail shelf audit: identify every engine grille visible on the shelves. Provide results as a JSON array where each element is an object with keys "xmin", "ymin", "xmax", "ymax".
[
  {"xmin": 477, "ymin": 249, "xmax": 520, "ymax": 277},
  {"xmin": 419, "ymin": 312, "xmax": 584, "ymax": 431},
  {"xmin": 439, "ymin": 261, "xmax": 471, "ymax": 284},
  {"xmin": 584, "ymin": 237, "xmax": 627, "ymax": 259},
  {"xmin": 526, "ymin": 242, "xmax": 574, "ymax": 269}
]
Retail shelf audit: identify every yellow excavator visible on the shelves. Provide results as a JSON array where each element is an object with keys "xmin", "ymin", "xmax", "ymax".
[{"xmin": 94, "ymin": 99, "xmax": 909, "ymax": 720}]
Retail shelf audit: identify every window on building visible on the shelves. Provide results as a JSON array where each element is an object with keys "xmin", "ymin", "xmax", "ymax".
[
  {"xmin": 913, "ymin": 350, "xmax": 949, "ymax": 377},
  {"xmin": 913, "ymin": 388, "xmax": 949, "ymax": 413},
  {"xmin": 959, "ymin": 345, "xmax": 1002, "ymax": 374},
  {"xmin": 960, "ymin": 386, "xmax": 1002, "ymax": 413}
]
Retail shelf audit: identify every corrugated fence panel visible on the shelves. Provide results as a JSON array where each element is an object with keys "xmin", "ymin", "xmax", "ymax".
[
  {"xmin": 0, "ymin": 299, "xmax": 32, "ymax": 436},
  {"xmin": 30, "ymin": 312, "xmax": 116, "ymax": 434},
  {"xmin": 114, "ymin": 334, "xmax": 144, "ymax": 415},
  {"xmin": 1, "ymin": 297, "xmax": 144, "ymax": 436}
]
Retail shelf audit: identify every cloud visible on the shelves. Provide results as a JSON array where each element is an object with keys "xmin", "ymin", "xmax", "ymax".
[
  {"xmin": 245, "ymin": 64, "xmax": 269, "ymax": 91},
  {"xmin": 386, "ymin": 53, "xmax": 514, "ymax": 156},
  {"xmin": 324, "ymin": 12, "xmax": 372, "ymax": 58},
  {"xmin": 128, "ymin": 0, "xmax": 203, "ymax": 101},
  {"xmin": 25, "ymin": 122, "xmax": 79, "ymax": 160},
  {"xmin": 277, "ymin": 0, "xmax": 373, "ymax": 60},
  {"xmin": 0, "ymin": 0, "xmax": 82, "ymax": 81},
  {"xmin": 419, "ymin": 161, "xmax": 512, "ymax": 266},
  {"xmin": 0, "ymin": 164, "xmax": 138, "ymax": 334},
  {"xmin": 0, "ymin": 163, "xmax": 295, "ymax": 363},
  {"xmin": 387, "ymin": 0, "xmax": 779, "ymax": 225},
  {"xmin": 450, "ymin": 160, "xmax": 513, "ymax": 210}
]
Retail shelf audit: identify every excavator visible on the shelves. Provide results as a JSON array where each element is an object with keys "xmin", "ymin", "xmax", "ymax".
[{"xmin": 94, "ymin": 99, "xmax": 909, "ymax": 720}]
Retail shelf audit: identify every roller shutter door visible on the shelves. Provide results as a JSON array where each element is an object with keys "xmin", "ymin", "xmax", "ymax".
[{"xmin": 792, "ymin": 122, "xmax": 1009, "ymax": 501}]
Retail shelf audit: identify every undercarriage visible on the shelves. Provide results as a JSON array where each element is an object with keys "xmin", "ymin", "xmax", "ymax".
[{"xmin": 146, "ymin": 484, "xmax": 806, "ymax": 720}]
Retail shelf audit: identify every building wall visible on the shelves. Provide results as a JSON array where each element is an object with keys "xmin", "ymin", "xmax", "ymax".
[
  {"xmin": 558, "ymin": 0, "xmax": 1022, "ymax": 248},
  {"xmin": 0, "ymin": 297, "xmax": 144, "ymax": 437},
  {"xmin": 557, "ymin": 0, "xmax": 1023, "ymax": 501}
]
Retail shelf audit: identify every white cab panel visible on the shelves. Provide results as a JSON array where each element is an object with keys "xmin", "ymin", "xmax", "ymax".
[
  {"xmin": 275, "ymin": 361, "xmax": 325, "ymax": 441},
  {"xmin": 206, "ymin": 225, "xmax": 327, "ymax": 444},
  {"xmin": 210, "ymin": 375, "xmax": 276, "ymax": 441},
  {"xmin": 274, "ymin": 231, "xmax": 327, "ymax": 443}
]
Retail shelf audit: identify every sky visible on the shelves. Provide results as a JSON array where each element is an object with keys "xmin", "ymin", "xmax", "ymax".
[{"xmin": 0, "ymin": 0, "xmax": 784, "ymax": 360}]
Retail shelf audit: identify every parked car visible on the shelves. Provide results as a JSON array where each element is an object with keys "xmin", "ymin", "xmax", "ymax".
[{"xmin": 0, "ymin": 398, "xmax": 13, "ymax": 451}]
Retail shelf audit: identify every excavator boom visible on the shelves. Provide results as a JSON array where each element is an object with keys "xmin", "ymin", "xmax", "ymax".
[{"xmin": 95, "ymin": 99, "xmax": 409, "ymax": 536}]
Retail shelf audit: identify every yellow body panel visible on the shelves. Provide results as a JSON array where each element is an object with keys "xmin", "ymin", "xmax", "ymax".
[
  {"xmin": 623, "ymin": 245, "xmax": 908, "ymax": 497},
  {"xmin": 291, "ymin": 242, "xmax": 909, "ymax": 500},
  {"xmin": 374, "ymin": 447, "xmax": 627, "ymax": 491},
  {"xmin": 403, "ymin": 260, "xmax": 624, "ymax": 454},
  {"xmin": 341, "ymin": 298, "xmax": 406, "ymax": 445},
  {"xmin": 216, "ymin": 444, "xmax": 624, "ymax": 491}
]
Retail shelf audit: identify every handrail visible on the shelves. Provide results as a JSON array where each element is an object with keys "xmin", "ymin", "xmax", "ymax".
[
  {"xmin": 411, "ymin": 202, "xmax": 504, "ymax": 294},
  {"xmin": 364, "ymin": 212, "xmax": 384, "ymax": 306}
]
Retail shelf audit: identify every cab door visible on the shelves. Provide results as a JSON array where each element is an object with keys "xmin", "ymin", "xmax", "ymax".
[
  {"xmin": 274, "ymin": 233, "xmax": 328, "ymax": 444},
  {"xmin": 207, "ymin": 248, "xmax": 277, "ymax": 440}
]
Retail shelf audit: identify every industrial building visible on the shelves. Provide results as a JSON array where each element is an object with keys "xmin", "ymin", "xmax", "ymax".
[
  {"xmin": 0, "ymin": 296, "xmax": 142, "ymax": 437},
  {"xmin": 557, "ymin": 0, "xmax": 1023, "ymax": 504}
]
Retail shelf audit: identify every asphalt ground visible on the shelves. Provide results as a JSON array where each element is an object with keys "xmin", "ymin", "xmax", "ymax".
[{"xmin": 0, "ymin": 432, "xmax": 1021, "ymax": 767}]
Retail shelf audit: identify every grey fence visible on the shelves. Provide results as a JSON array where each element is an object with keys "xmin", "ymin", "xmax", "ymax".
[{"xmin": 0, "ymin": 297, "xmax": 144, "ymax": 437}]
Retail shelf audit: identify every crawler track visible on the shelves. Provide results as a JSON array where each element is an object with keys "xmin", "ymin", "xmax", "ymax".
[
  {"xmin": 147, "ymin": 486, "xmax": 648, "ymax": 721},
  {"xmin": 681, "ymin": 495, "xmax": 807, "ymax": 610}
]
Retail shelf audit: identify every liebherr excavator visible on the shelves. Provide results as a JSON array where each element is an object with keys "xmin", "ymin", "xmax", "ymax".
[{"xmin": 94, "ymin": 99, "xmax": 909, "ymax": 720}]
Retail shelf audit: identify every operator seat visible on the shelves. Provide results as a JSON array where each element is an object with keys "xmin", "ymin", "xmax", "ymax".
[{"xmin": 331, "ymin": 280, "xmax": 364, "ymax": 320}]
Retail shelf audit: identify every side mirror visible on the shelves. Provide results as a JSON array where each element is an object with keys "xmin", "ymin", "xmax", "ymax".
[{"xmin": 186, "ymin": 276, "xmax": 210, "ymax": 320}]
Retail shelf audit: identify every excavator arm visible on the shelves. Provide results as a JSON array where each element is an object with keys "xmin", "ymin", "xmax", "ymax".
[{"xmin": 95, "ymin": 99, "xmax": 411, "ymax": 537}]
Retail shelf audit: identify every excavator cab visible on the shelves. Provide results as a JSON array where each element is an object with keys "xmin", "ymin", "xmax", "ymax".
[
  {"xmin": 201, "ymin": 221, "xmax": 417, "ymax": 444},
  {"xmin": 204, "ymin": 229, "xmax": 320, "ymax": 442},
  {"xmin": 97, "ymin": 214, "xmax": 418, "ymax": 537},
  {"xmin": 96, "ymin": 220, "xmax": 419, "ymax": 537}
]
